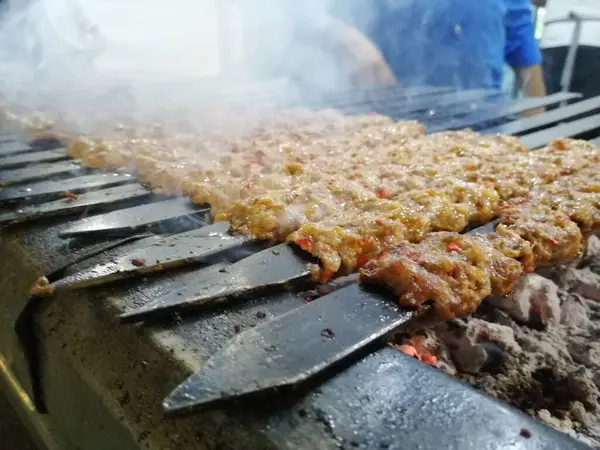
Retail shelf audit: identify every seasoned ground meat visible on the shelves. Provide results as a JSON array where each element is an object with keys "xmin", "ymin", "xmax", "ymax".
[
  {"xmin": 360, "ymin": 233, "xmax": 496, "ymax": 319},
  {"xmin": 360, "ymin": 198, "xmax": 591, "ymax": 319},
  {"xmin": 3, "ymin": 108, "xmax": 600, "ymax": 283},
  {"xmin": 498, "ymin": 202, "xmax": 583, "ymax": 265}
]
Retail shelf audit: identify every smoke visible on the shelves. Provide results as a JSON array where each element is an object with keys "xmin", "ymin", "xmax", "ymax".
[
  {"xmin": 0, "ymin": 0, "xmax": 238, "ymax": 133},
  {"xmin": 0, "ymin": 0, "xmax": 387, "ymax": 136}
]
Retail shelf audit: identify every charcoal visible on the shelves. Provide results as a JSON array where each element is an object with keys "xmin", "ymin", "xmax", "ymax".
[
  {"xmin": 559, "ymin": 267, "xmax": 600, "ymax": 303},
  {"xmin": 402, "ymin": 258, "xmax": 600, "ymax": 447},
  {"xmin": 581, "ymin": 235, "xmax": 600, "ymax": 271},
  {"xmin": 436, "ymin": 318, "xmax": 520, "ymax": 374},
  {"xmin": 538, "ymin": 409, "xmax": 578, "ymax": 438},
  {"xmin": 567, "ymin": 366, "xmax": 599, "ymax": 410},
  {"xmin": 489, "ymin": 274, "xmax": 561, "ymax": 329},
  {"xmin": 560, "ymin": 293, "xmax": 590, "ymax": 330}
]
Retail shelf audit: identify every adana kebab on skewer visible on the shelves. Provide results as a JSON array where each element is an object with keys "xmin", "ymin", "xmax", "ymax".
[
  {"xmin": 63, "ymin": 116, "xmax": 600, "ymax": 282},
  {"xmin": 360, "ymin": 168, "xmax": 600, "ymax": 319},
  {"xmin": 2, "ymin": 109, "xmax": 600, "ymax": 317}
]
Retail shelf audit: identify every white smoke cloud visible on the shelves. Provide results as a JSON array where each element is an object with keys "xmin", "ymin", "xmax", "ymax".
[
  {"xmin": 0, "ymin": 0, "xmax": 374, "ymax": 135},
  {"xmin": 0, "ymin": 0, "xmax": 227, "ymax": 133}
]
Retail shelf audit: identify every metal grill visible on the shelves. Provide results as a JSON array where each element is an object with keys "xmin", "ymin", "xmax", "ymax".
[{"xmin": 1, "ymin": 86, "xmax": 599, "ymax": 450}]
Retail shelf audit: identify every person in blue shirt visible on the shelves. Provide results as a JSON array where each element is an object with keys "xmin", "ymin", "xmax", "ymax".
[{"xmin": 280, "ymin": 0, "xmax": 546, "ymax": 101}]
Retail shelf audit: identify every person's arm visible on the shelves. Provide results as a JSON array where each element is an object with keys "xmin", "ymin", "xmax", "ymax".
[
  {"xmin": 504, "ymin": 0, "xmax": 547, "ymax": 115},
  {"xmin": 300, "ymin": 16, "xmax": 397, "ymax": 86},
  {"xmin": 515, "ymin": 64, "xmax": 546, "ymax": 97}
]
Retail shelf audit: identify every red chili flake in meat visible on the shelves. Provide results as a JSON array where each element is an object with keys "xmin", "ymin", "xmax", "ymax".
[
  {"xmin": 356, "ymin": 254, "xmax": 369, "ymax": 268},
  {"xmin": 296, "ymin": 236, "xmax": 314, "ymax": 252},
  {"xmin": 358, "ymin": 237, "xmax": 375, "ymax": 252},
  {"xmin": 446, "ymin": 242, "xmax": 462, "ymax": 252},
  {"xmin": 545, "ymin": 236, "xmax": 560, "ymax": 247},
  {"xmin": 553, "ymin": 139, "xmax": 567, "ymax": 150},
  {"xmin": 465, "ymin": 164, "xmax": 477, "ymax": 171},
  {"xmin": 559, "ymin": 169, "xmax": 570, "ymax": 176},
  {"xmin": 513, "ymin": 198, "xmax": 528, "ymax": 205},
  {"xmin": 375, "ymin": 187, "xmax": 392, "ymax": 199},
  {"xmin": 319, "ymin": 270, "xmax": 334, "ymax": 283},
  {"xmin": 304, "ymin": 296, "xmax": 313, "ymax": 303},
  {"xmin": 131, "ymin": 258, "xmax": 145, "ymax": 267},
  {"xmin": 420, "ymin": 355, "xmax": 437, "ymax": 365}
]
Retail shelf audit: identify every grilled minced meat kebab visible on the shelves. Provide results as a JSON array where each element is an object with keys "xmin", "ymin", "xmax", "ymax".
[
  {"xmin": 360, "ymin": 192, "xmax": 595, "ymax": 319},
  {"xmin": 3, "ymin": 110, "xmax": 600, "ymax": 318}
]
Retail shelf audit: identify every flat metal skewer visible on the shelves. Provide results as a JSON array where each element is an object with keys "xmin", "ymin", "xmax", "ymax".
[
  {"xmin": 161, "ymin": 220, "xmax": 502, "ymax": 413},
  {"xmin": 119, "ymin": 243, "xmax": 310, "ymax": 323},
  {"xmin": 163, "ymin": 283, "xmax": 412, "ymax": 415},
  {"xmin": 58, "ymin": 197, "xmax": 210, "ymax": 238},
  {"xmin": 0, "ymin": 148, "xmax": 69, "ymax": 169},
  {"xmin": 0, "ymin": 161, "xmax": 86, "ymax": 185},
  {"xmin": 50, "ymin": 222, "xmax": 252, "ymax": 292},
  {"xmin": 0, "ymin": 183, "xmax": 152, "ymax": 226},
  {"xmin": 0, "ymin": 141, "xmax": 38, "ymax": 156},
  {"xmin": 0, "ymin": 172, "xmax": 136, "ymax": 204}
]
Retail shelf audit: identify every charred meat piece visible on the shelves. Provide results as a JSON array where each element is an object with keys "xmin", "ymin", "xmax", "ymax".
[
  {"xmin": 360, "ymin": 233, "xmax": 496, "ymax": 319},
  {"xmin": 360, "ymin": 199, "xmax": 592, "ymax": 320},
  {"xmin": 357, "ymin": 230, "xmax": 531, "ymax": 320}
]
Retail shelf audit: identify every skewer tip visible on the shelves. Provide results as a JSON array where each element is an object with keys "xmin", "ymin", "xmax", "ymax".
[
  {"xmin": 118, "ymin": 305, "xmax": 161, "ymax": 324},
  {"xmin": 162, "ymin": 376, "xmax": 229, "ymax": 415}
]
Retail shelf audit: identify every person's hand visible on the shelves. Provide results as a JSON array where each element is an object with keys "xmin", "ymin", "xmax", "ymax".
[
  {"xmin": 330, "ymin": 22, "xmax": 397, "ymax": 86},
  {"xmin": 347, "ymin": 39, "xmax": 397, "ymax": 86}
]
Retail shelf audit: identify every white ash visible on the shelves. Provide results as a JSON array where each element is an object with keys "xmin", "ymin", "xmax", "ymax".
[
  {"xmin": 582, "ymin": 234, "xmax": 600, "ymax": 272},
  {"xmin": 561, "ymin": 294, "xmax": 590, "ymax": 329},
  {"xmin": 558, "ymin": 267, "xmax": 600, "ymax": 303},
  {"xmin": 434, "ymin": 319, "xmax": 520, "ymax": 374},
  {"xmin": 488, "ymin": 274, "xmax": 561, "ymax": 329},
  {"xmin": 422, "ymin": 236, "xmax": 600, "ymax": 449}
]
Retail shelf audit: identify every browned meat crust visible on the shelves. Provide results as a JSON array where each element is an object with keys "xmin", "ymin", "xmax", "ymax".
[{"xmin": 359, "ymin": 198, "xmax": 589, "ymax": 319}]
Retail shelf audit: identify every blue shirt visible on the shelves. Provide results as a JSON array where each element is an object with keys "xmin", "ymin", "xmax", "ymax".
[{"xmin": 335, "ymin": 0, "xmax": 542, "ymax": 90}]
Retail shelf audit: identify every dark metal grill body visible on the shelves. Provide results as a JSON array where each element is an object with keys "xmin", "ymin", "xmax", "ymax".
[{"xmin": 1, "ymin": 86, "xmax": 600, "ymax": 450}]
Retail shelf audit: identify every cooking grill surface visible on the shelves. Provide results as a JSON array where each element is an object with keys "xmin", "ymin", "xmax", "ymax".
[{"xmin": 1, "ymin": 85, "xmax": 599, "ymax": 450}]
